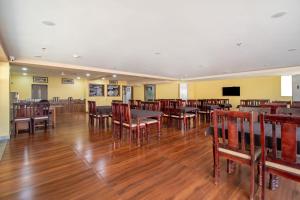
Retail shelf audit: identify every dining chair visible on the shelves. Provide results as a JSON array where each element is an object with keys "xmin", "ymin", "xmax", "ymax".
[
  {"xmin": 260, "ymin": 114, "xmax": 300, "ymax": 200},
  {"xmin": 112, "ymin": 102, "xmax": 122, "ymax": 137},
  {"xmin": 12, "ymin": 102, "xmax": 32, "ymax": 137},
  {"xmin": 170, "ymin": 108, "xmax": 196, "ymax": 129},
  {"xmin": 120, "ymin": 103, "xmax": 146, "ymax": 144},
  {"xmin": 87, "ymin": 101, "xmax": 98, "ymax": 126},
  {"xmin": 31, "ymin": 101, "xmax": 50, "ymax": 134},
  {"xmin": 276, "ymin": 107, "xmax": 300, "ymax": 116},
  {"xmin": 213, "ymin": 110, "xmax": 261, "ymax": 200}
]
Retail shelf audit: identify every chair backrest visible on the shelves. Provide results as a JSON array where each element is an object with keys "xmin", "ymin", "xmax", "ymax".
[
  {"xmin": 239, "ymin": 106, "xmax": 271, "ymax": 122},
  {"xmin": 260, "ymin": 114, "xmax": 300, "ymax": 165},
  {"xmin": 272, "ymin": 100, "xmax": 291, "ymax": 105},
  {"xmin": 291, "ymin": 101, "xmax": 300, "ymax": 108},
  {"xmin": 32, "ymin": 102, "xmax": 50, "ymax": 117},
  {"xmin": 88, "ymin": 101, "xmax": 97, "ymax": 114},
  {"xmin": 160, "ymin": 100, "xmax": 170, "ymax": 112},
  {"xmin": 276, "ymin": 107, "xmax": 300, "ymax": 116},
  {"xmin": 240, "ymin": 99, "xmax": 270, "ymax": 107},
  {"xmin": 186, "ymin": 100, "xmax": 198, "ymax": 107},
  {"xmin": 260, "ymin": 103, "xmax": 288, "ymax": 114},
  {"xmin": 120, "ymin": 104, "xmax": 132, "ymax": 125},
  {"xmin": 142, "ymin": 101, "xmax": 160, "ymax": 111},
  {"xmin": 112, "ymin": 102, "xmax": 121, "ymax": 122},
  {"xmin": 12, "ymin": 102, "xmax": 32, "ymax": 118},
  {"xmin": 213, "ymin": 110, "xmax": 255, "ymax": 155}
]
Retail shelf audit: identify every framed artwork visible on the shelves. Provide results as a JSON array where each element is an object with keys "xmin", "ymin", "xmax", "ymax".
[
  {"xmin": 61, "ymin": 78, "xmax": 74, "ymax": 84},
  {"xmin": 109, "ymin": 80, "xmax": 118, "ymax": 85},
  {"xmin": 89, "ymin": 84, "xmax": 104, "ymax": 96},
  {"xmin": 107, "ymin": 85, "xmax": 120, "ymax": 96},
  {"xmin": 33, "ymin": 76, "xmax": 48, "ymax": 83}
]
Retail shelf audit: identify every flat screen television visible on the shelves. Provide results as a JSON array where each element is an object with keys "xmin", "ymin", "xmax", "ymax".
[{"xmin": 222, "ymin": 87, "xmax": 240, "ymax": 96}]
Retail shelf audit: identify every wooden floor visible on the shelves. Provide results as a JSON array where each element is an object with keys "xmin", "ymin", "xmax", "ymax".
[{"xmin": 0, "ymin": 113, "xmax": 299, "ymax": 200}]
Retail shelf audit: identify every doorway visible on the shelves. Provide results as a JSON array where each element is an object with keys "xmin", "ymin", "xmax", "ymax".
[
  {"xmin": 122, "ymin": 86, "xmax": 133, "ymax": 103},
  {"xmin": 144, "ymin": 84, "xmax": 156, "ymax": 101},
  {"xmin": 32, "ymin": 84, "xmax": 48, "ymax": 100}
]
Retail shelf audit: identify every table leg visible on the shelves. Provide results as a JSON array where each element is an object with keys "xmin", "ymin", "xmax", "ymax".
[
  {"xmin": 137, "ymin": 119, "xmax": 141, "ymax": 147},
  {"xmin": 52, "ymin": 108, "xmax": 56, "ymax": 128},
  {"xmin": 157, "ymin": 116, "xmax": 161, "ymax": 137}
]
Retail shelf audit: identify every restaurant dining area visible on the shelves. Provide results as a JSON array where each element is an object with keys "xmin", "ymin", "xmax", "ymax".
[{"xmin": 0, "ymin": 1, "xmax": 300, "ymax": 200}]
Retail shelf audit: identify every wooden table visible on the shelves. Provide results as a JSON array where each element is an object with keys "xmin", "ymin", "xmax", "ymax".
[{"xmin": 96, "ymin": 106, "xmax": 112, "ymax": 115}]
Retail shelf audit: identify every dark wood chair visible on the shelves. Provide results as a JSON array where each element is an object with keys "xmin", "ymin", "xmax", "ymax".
[
  {"xmin": 170, "ymin": 108, "xmax": 196, "ymax": 129},
  {"xmin": 276, "ymin": 107, "xmax": 300, "ymax": 116},
  {"xmin": 112, "ymin": 102, "xmax": 122, "ymax": 137},
  {"xmin": 87, "ymin": 101, "xmax": 98, "ymax": 125},
  {"xmin": 213, "ymin": 110, "xmax": 261, "ymax": 200},
  {"xmin": 31, "ymin": 101, "xmax": 50, "ymax": 134},
  {"xmin": 239, "ymin": 107, "xmax": 271, "ymax": 122},
  {"xmin": 291, "ymin": 101, "xmax": 300, "ymax": 108},
  {"xmin": 120, "ymin": 104, "xmax": 146, "ymax": 144},
  {"xmin": 186, "ymin": 100, "xmax": 198, "ymax": 107},
  {"xmin": 12, "ymin": 102, "xmax": 32, "ymax": 137},
  {"xmin": 260, "ymin": 114, "xmax": 300, "ymax": 200}
]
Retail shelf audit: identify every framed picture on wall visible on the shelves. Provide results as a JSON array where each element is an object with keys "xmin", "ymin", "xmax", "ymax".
[
  {"xmin": 89, "ymin": 84, "xmax": 104, "ymax": 96},
  {"xmin": 33, "ymin": 76, "xmax": 48, "ymax": 83},
  {"xmin": 61, "ymin": 78, "xmax": 74, "ymax": 84},
  {"xmin": 107, "ymin": 85, "xmax": 120, "ymax": 96}
]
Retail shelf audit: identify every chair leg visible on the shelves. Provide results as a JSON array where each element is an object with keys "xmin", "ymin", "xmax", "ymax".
[
  {"xmin": 250, "ymin": 163, "xmax": 255, "ymax": 200},
  {"xmin": 14, "ymin": 122, "xmax": 18, "ymax": 137},
  {"xmin": 261, "ymin": 164, "xmax": 265, "ymax": 200},
  {"xmin": 214, "ymin": 148, "xmax": 220, "ymax": 185}
]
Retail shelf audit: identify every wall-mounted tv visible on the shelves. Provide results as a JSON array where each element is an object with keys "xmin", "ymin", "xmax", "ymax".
[{"xmin": 222, "ymin": 87, "xmax": 240, "ymax": 96}]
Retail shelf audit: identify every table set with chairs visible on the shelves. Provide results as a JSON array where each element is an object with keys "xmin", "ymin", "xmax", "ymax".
[{"xmin": 207, "ymin": 102, "xmax": 300, "ymax": 200}]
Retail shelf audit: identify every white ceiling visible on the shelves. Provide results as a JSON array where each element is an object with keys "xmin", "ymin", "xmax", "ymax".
[{"xmin": 0, "ymin": 0, "xmax": 300, "ymax": 79}]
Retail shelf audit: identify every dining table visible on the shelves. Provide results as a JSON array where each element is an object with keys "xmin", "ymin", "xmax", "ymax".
[{"xmin": 96, "ymin": 106, "xmax": 112, "ymax": 115}]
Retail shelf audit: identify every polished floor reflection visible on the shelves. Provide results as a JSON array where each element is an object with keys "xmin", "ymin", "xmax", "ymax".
[{"xmin": 0, "ymin": 113, "xmax": 299, "ymax": 200}]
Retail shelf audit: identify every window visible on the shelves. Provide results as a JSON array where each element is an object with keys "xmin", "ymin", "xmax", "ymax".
[
  {"xmin": 281, "ymin": 75, "xmax": 292, "ymax": 96},
  {"xmin": 179, "ymin": 83, "xmax": 188, "ymax": 100}
]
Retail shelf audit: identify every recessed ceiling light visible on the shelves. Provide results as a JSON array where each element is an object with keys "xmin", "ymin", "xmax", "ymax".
[
  {"xmin": 101, "ymin": 77, "xmax": 105, "ymax": 80},
  {"xmin": 42, "ymin": 47, "xmax": 47, "ymax": 52},
  {"xmin": 22, "ymin": 67, "xmax": 27, "ymax": 71},
  {"xmin": 288, "ymin": 48, "xmax": 297, "ymax": 52},
  {"xmin": 271, "ymin": 12, "xmax": 287, "ymax": 18},
  {"xmin": 61, "ymin": 72, "xmax": 65, "ymax": 76},
  {"xmin": 22, "ymin": 73, "xmax": 27, "ymax": 76},
  {"xmin": 42, "ymin": 21, "xmax": 56, "ymax": 26},
  {"xmin": 76, "ymin": 76, "xmax": 81, "ymax": 79},
  {"xmin": 112, "ymin": 74, "xmax": 117, "ymax": 78},
  {"xmin": 86, "ymin": 73, "xmax": 90, "ymax": 77},
  {"xmin": 73, "ymin": 54, "xmax": 80, "ymax": 58},
  {"xmin": 236, "ymin": 42, "xmax": 242, "ymax": 46},
  {"xmin": 34, "ymin": 55, "xmax": 42, "ymax": 58}
]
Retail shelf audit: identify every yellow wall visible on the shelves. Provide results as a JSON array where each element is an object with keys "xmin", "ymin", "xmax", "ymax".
[
  {"xmin": 191, "ymin": 76, "xmax": 291, "ymax": 108},
  {"xmin": 85, "ymin": 80, "xmax": 127, "ymax": 106},
  {"xmin": 0, "ymin": 62, "xmax": 10, "ymax": 138},
  {"xmin": 132, "ymin": 76, "xmax": 291, "ymax": 108},
  {"xmin": 10, "ymin": 74, "xmax": 86, "ymax": 100}
]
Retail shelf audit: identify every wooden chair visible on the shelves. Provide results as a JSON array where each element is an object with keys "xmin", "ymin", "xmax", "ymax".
[
  {"xmin": 276, "ymin": 107, "xmax": 300, "ymax": 116},
  {"xmin": 31, "ymin": 101, "xmax": 50, "ymax": 134},
  {"xmin": 87, "ymin": 101, "xmax": 98, "ymax": 125},
  {"xmin": 112, "ymin": 102, "xmax": 122, "ymax": 137},
  {"xmin": 120, "ymin": 104, "xmax": 146, "ymax": 144},
  {"xmin": 170, "ymin": 108, "xmax": 196, "ymax": 129},
  {"xmin": 12, "ymin": 102, "xmax": 32, "ymax": 137},
  {"xmin": 213, "ymin": 110, "xmax": 261, "ymax": 200},
  {"xmin": 186, "ymin": 100, "xmax": 198, "ymax": 107},
  {"xmin": 239, "ymin": 107, "xmax": 271, "ymax": 122},
  {"xmin": 260, "ymin": 114, "xmax": 300, "ymax": 200},
  {"xmin": 291, "ymin": 101, "xmax": 300, "ymax": 108}
]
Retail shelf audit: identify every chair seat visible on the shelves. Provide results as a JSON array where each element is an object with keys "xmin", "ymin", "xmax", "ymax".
[
  {"xmin": 144, "ymin": 118, "xmax": 158, "ymax": 124},
  {"xmin": 123, "ymin": 119, "xmax": 146, "ymax": 128},
  {"xmin": 186, "ymin": 113, "xmax": 196, "ymax": 118},
  {"xmin": 113, "ymin": 120, "xmax": 120, "ymax": 124},
  {"xmin": 14, "ymin": 117, "xmax": 31, "ymax": 122},
  {"xmin": 32, "ymin": 116, "xmax": 48, "ymax": 120},
  {"xmin": 218, "ymin": 147, "xmax": 261, "ymax": 161},
  {"xmin": 171, "ymin": 115, "xmax": 184, "ymax": 118},
  {"xmin": 100, "ymin": 114, "xmax": 110, "ymax": 117},
  {"xmin": 266, "ymin": 161, "xmax": 300, "ymax": 175}
]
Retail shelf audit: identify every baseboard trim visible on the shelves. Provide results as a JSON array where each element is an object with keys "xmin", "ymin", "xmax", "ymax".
[{"xmin": 0, "ymin": 135, "xmax": 10, "ymax": 141}]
